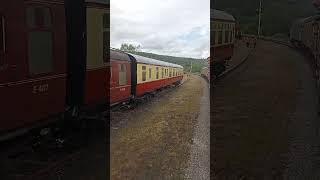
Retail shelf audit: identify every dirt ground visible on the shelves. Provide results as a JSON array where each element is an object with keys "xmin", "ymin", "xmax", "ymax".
[
  {"xmin": 110, "ymin": 75, "xmax": 204, "ymax": 179},
  {"xmin": 212, "ymin": 40, "xmax": 308, "ymax": 179},
  {"xmin": 185, "ymin": 77, "xmax": 210, "ymax": 180}
]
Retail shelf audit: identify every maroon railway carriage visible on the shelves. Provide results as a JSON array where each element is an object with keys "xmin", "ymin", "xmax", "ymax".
[
  {"xmin": 110, "ymin": 50, "xmax": 132, "ymax": 105},
  {"xmin": 84, "ymin": 0, "xmax": 109, "ymax": 107},
  {"xmin": 0, "ymin": 0, "xmax": 67, "ymax": 136},
  {"xmin": 0, "ymin": 0, "xmax": 110, "ymax": 139},
  {"xmin": 211, "ymin": 9, "xmax": 236, "ymax": 77}
]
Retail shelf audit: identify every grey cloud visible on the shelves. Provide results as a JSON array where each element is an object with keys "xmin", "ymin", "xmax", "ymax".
[{"xmin": 111, "ymin": 0, "xmax": 210, "ymax": 58}]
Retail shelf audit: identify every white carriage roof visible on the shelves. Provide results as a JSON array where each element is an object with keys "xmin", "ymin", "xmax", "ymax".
[
  {"xmin": 211, "ymin": 9, "xmax": 235, "ymax": 22},
  {"xmin": 129, "ymin": 53, "xmax": 184, "ymax": 68},
  {"xmin": 302, "ymin": 15, "xmax": 320, "ymax": 23},
  {"xmin": 86, "ymin": 0, "xmax": 109, "ymax": 4},
  {"xmin": 110, "ymin": 49, "xmax": 131, "ymax": 61}
]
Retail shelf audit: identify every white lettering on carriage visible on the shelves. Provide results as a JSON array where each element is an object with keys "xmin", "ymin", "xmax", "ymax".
[{"xmin": 33, "ymin": 84, "xmax": 49, "ymax": 94}]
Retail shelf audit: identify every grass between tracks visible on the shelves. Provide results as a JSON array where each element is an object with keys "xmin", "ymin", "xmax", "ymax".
[{"xmin": 111, "ymin": 75, "xmax": 203, "ymax": 179}]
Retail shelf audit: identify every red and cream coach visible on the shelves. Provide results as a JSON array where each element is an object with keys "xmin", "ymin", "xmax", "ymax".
[
  {"xmin": 110, "ymin": 49, "xmax": 184, "ymax": 106},
  {"xmin": 211, "ymin": 9, "xmax": 236, "ymax": 77}
]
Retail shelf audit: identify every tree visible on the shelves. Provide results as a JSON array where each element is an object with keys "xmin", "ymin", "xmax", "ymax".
[
  {"xmin": 120, "ymin": 43, "xmax": 141, "ymax": 52},
  {"xmin": 313, "ymin": 0, "xmax": 320, "ymax": 11}
]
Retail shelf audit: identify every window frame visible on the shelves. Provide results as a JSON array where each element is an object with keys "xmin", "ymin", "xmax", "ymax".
[
  {"xmin": 212, "ymin": 30, "xmax": 216, "ymax": 45},
  {"xmin": 225, "ymin": 30, "xmax": 229, "ymax": 43},
  {"xmin": 0, "ymin": 14, "xmax": 5, "ymax": 54},
  {"xmin": 218, "ymin": 31, "xmax": 223, "ymax": 44},
  {"xmin": 162, "ymin": 67, "xmax": 164, "ymax": 78},
  {"xmin": 156, "ymin": 67, "xmax": 159, "ymax": 79},
  {"xmin": 26, "ymin": 6, "xmax": 52, "ymax": 31},
  {"xmin": 118, "ymin": 64, "xmax": 127, "ymax": 85},
  {"xmin": 149, "ymin": 67, "xmax": 152, "ymax": 79},
  {"xmin": 26, "ymin": 5, "xmax": 54, "ymax": 76},
  {"xmin": 142, "ymin": 65, "xmax": 147, "ymax": 81}
]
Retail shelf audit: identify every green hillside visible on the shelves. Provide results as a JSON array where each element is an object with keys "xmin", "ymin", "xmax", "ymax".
[
  {"xmin": 115, "ymin": 44, "xmax": 206, "ymax": 73},
  {"xmin": 215, "ymin": 0, "xmax": 318, "ymax": 36},
  {"xmin": 129, "ymin": 51, "xmax": 206, "ymax": 73}
]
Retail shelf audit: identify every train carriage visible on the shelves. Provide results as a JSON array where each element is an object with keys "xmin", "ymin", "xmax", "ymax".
[
  {"xmin": 110, "ymin": 50, "xmax": 132, "ymax": 105},
  {"xmin": 0, "ymin": 0, "xmax": 111, "ymax": 138},
  {"xmin": 290, "ymin": 18, "xmax": 307, "ymax": 46},
  {"xmin": 84, "ymin": 0, "xmax": 109, "ymax": 106},
  {"xmin": 0, "ymin": 0, "xmax": 67, "ymax": 136},
  {"xmin": 211, "ymin": 9, "xmax": 236, "ymax": 77},
  {"xmin": 132, "ymin": 54, "xmax": 183, "ymax": 96},
  {"xmin": 290, "ymin": 12, "xmax": 320, "ymax": 87},
  {"xmin": 109, "ymin": 49, "xmax": 184, "ymax": 105}
]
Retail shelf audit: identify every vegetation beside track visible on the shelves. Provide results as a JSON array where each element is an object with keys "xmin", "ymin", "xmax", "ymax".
[{"xmin": 111, "ymin": 75, "xmax": 203, "ymax": 179}]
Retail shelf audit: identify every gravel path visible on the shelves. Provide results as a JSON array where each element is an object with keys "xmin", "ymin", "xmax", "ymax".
[
  {"xmin": 284, "ymin": 49, "xmax": 320, "ymax": 180},
  {"xmin": 212, "ymin": 40, "xmax": 300, "ymax": 179},
  {"xmin": 185, "ymin": 77, "xmax": 210, "ymax": 180}
]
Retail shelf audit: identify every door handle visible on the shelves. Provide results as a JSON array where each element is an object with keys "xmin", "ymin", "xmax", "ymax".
[{"xmin": 10, "ymin": 65, "xmax": 17, "ymax": 70}]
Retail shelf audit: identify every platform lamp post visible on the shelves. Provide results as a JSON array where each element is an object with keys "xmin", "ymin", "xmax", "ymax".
[{"xmin": 257, "ymin": 0, "xmax": 262, "ymax": 38}]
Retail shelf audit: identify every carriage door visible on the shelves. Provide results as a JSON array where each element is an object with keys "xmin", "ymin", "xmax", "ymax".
[
  {"xmin": 27, "ymin": 6, "xmax": 53, "ymax": 75},
  {"xmin": 24, "ymin": 5, "xmax": 66, "ymax": 123},
  {"xmin": 118, "ymin": 63, "xmax": 128, "ymax": 97}
]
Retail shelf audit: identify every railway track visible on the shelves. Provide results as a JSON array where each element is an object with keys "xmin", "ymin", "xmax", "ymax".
[
  {"xmin": 111, "ymin": 75, "xmax": 189, "ymax": 112},
  {"xmin": 1, "ymin": 118, "xmax": 106, "ymax": 180}
]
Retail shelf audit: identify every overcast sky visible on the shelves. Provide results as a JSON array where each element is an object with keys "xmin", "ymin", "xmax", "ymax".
[{"xmin": 111, "ymin": 0, "xmax": 210, "ymax": 59}]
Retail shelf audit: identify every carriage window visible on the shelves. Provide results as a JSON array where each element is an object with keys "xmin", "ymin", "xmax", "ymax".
[
  {"xmin": 118, "ymin": 64, "xmax": 127, "ymax": 85},
  {"xmin": 162, "ymin": 67, "xmax": 164, "ymax": 78},
  {"xmin": 142, "ymin": 66, "xmax": 146, "ymax": 81},
  {"xmin": 26, "ymin": 7, "xmax": 36, "ymax": 28},
  {"xmin": 0, "ymin": 15, "xmax": 5, "ymax": 53},
  {"xmin": 27, "ymin": 7, "xmax": 51, "ymax": 28},
  {"xmin": 110, "ymin": 66, "xmax": 112, "ymax": 79},
  {"xmin": 218, "ymin": 31, "xmax": 223, "ymax": 44},
  {"xmin": 103, "ymin": 13, "xmax": 109, "ymax": 61},
  {"xmin": 28, "ymin": 32, "xmax": 53, "ymax": 74},
  {"xmin": 212, "ymin": 31, "xmax": 216, "ymax": 45},
  {"xmin": 43, "ymin": 8, "xmax": 52, "ymax": 28},
  {"xmin": 156, "ymin": 67, "xmax": 159, "ymax": 79},
  {"xmin": 27, "ymin": 6, "xmax": 53, "ymax": 75},
  {"xmin": 225, "ymin": 31, "xmax": 229, "ymax": 43},
  {"xmin": 149, "ymin": 67, "xmax": 152, "ymax": 79}
]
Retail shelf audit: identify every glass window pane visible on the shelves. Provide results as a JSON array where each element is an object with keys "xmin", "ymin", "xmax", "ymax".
[
  {"xmin": 0, "ymin": 15, "xmax": 4, "ymax": 53},
  {"xmin": 142, "ymin": 66, "xmax": 146, "ymax": 81},
  {"xmin": 218, "ymin": 31, "xmax": 223, "ymax": 44},
  {"xmin": 26, "ymin": 7, "xmax": 35, "ymax": 28},
  {"xmin": 103, "ymin": 13, "xmax": 109, "ymax": 29},
  {"xmin": 28, "ymin": 31, "xmax": 53, "ymax": 74},
  {"xmin": 43, "ymin": 8, "xmax": 51, "ymax": 28},
  {"xmin": 118, "ymin": 64, "xmax": 126, "ymax": 85},
  {"xmin": 225, "ymin": 31, "xmax": 229, "ymax": 43}
]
